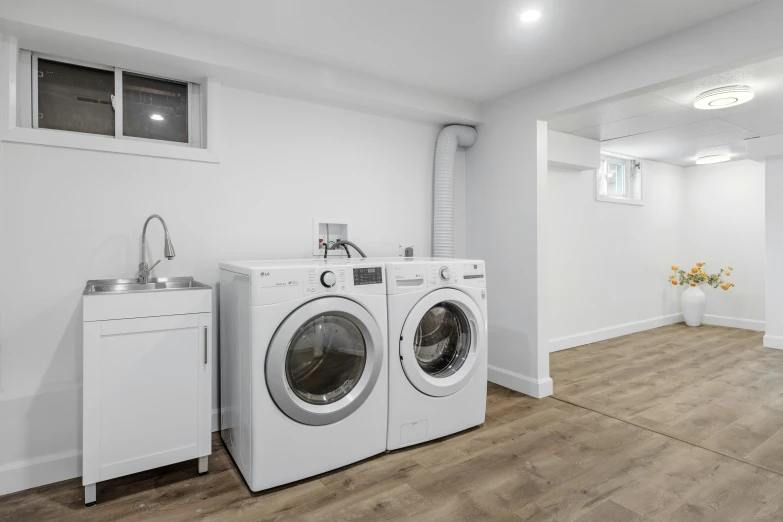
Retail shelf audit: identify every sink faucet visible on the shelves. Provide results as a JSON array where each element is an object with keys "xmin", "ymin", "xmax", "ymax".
[{"xmin": 138, "ymin": 214, "xmax": 176, "ymax": 283}]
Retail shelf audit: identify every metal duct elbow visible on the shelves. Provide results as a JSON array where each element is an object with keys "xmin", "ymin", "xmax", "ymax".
[{"xmin": 432, "ymin": 124, "xmax": 478, "ymax": 258}]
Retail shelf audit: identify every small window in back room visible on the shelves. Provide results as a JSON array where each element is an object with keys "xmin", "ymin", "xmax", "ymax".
[
  {"xmin": 36, "ymin": 59, "xmax": 115, "ymax": 135},
  {"xmin": 123, "ymin": 72, "xmax": 189, "ymax": 143},
  {"xmin": 596, "ymin": 153, "xmax": 643, "ymax": 205}
]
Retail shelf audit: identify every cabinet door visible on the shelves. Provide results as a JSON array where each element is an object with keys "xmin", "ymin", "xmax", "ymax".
[
  {"xmin": 197, "ymin": 312, "xmax": 213, "ymax": 458},
  {"xmin": 83, "ymin": 313, "xmax": 212, "ymax": 484}
]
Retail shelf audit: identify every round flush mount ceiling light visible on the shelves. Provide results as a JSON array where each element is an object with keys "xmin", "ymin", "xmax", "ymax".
[
  {"xmin": 150, "ymin": 113, "xmax": 164, "ymax": 121},
  {"xmin": 696, "ymin": 154, "xmax": 731, "ymax": 165},
  {"xmin": 693, "ymin": 85, "xmax": 754, "ymax": 110},
  {"xmin": 520, "ymin": 9, "xmax": 542, "ymax": 23}
]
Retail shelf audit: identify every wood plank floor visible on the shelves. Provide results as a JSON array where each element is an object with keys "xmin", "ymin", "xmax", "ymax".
[
  {"xmin": 2, "ymin": 324, "xmax": 783, "ymax": 521},
  {"xmin": 551, "ymin": 323, "xmax": 783, "ymax": 477}
]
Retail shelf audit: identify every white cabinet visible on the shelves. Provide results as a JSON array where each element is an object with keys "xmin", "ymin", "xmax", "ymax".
[{"xmin": 82, "ymin": 284, "xmax": 212, "ymax": 505}]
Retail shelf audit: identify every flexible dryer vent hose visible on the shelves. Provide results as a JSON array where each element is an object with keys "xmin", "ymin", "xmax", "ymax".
[{"xmin": 432, "ymin": 125, "xmax": 478, "ymax": 257}]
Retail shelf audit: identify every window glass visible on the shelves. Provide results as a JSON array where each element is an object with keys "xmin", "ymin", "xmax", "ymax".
[
  {"xmin": 607, "ymin": 161, "xmax": 625, "ymax": 196},
  {"xmin": 123, "ymin": 72, "xmax": 188, "ymax": 143},
  {"xmin": 414, "ymin": 302, "xmax": 471, "ymax": 378},
  {"xmin": 37, "ymin": 59, "xmax": 114, "ymax": 136},
  {"xmin": 285, "ymin": 314, "xmax": 366, "ymax": 405},
  {"xmin": 597, "ymin": 155, "xmax": 642, "ymax": 203}
]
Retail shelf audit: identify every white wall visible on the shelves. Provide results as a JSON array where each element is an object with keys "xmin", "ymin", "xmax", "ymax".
[
  {"xmin": 765, "ymin": 157, "xmax": 783, "ymax": 348},
  {"xmin": 681, "ymin": 160, "xmax": 765, "ymax": 328},
  {"xmin": 467, "ymin": 0, "xmax": 783, "ymax": 398},
  {"xmin": 547, "ymin": 160, "xmax": 684, "ymax": 351},
  {"xmin": 0, "ymin": 85, "xmax": 454, "ymax": 494}
]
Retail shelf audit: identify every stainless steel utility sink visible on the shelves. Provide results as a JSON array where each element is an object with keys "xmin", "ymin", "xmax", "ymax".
[{"xmin": 83, "ymin": 276, "xmax": 210, "ymax": 295}]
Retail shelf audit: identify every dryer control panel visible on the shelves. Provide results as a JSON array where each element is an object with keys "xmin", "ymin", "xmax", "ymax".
[
  {"xmin": 427, "ymin": 262, "xmax": 485, "ymax": 287},
  {"xmin": 386, "ymin": 260, "xmax": 486, "ymax": 295}
]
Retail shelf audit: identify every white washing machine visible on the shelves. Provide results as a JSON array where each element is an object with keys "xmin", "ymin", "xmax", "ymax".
[
  {"xmin": 219, "ymin": 259, "xmax": 388, "ymax": 491},
  {"xmin": 372, "ymin": 257, "xmax": 488, "ymax": 450}
]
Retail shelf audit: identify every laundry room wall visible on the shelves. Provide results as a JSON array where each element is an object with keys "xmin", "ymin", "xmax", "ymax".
[
  {"xmin": 546, "ymin": 160, "xmax": 684, "ymax": 352},
  {"xmin": 680, "ymin": 159, "xmax": 766, "ymax": 329},
  {"xmin": 0, "ymin": 85, "xmax": 459, "ymax": 494}
]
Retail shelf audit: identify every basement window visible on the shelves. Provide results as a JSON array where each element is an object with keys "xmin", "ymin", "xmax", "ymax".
[
  {"xmin": 596, "ymin": 153, "xmax": 643, "ymax": 205},
  {"xmin": 21, "ymin": 51, "xmax": 201, "ymax": 147}
]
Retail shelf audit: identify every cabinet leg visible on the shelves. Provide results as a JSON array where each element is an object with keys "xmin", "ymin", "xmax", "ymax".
[
  {"xmin": 198, "ymin": 456, "xmax": 209, "ymax": 475},
  {"xmin": 84, "ymin": 484, "xmax": 97, "ymax": 507}
]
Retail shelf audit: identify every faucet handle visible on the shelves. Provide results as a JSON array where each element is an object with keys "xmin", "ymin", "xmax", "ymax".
[{"xmin": 148, "ymin": 259, "xmax": 161, "ymax": 272}]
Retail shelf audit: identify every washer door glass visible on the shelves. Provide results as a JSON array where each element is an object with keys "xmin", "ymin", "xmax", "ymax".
[
  {"xmin": 285, "ymin": 314, "xmax": 366, "ymax": 405},
  {"xmin": 413, "ymin": 302, "xmax": 471, "ymax": 378}
]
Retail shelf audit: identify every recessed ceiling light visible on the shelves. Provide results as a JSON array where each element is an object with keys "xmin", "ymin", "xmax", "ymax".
[
  {"xmin": 696, "ymin": 154, "xmax": 730, "ymax": 165},
  {"xmin": 520, "ymin": 9, "xmax": 541, "ymax": 23},
  {"xmin": 694, "ymin": 85, "xmax": 754, "ymax": 110},
  {"xmin": 150, "ymin": 113, "xmax": 164, "ymax": 121}
]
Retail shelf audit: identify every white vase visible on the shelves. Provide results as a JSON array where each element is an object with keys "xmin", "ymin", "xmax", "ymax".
[{"xmin": 681, "ymin": 285, "xmax": 707, "ymax": 327}]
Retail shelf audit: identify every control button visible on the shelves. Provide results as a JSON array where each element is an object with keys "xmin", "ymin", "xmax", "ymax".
[
  {"xmin": 321, "ymin": 271, "xmax": 337, "ymax": 288},
  {"xmin": 440, "ymin": 267, "xmax": 450, "ymax": 281}
]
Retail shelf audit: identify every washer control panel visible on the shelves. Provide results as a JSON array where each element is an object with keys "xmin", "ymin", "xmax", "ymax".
[
  {"xmin": 320, "ymin": 271, "xmax": 337, "ymax": 287},
  {"xmin": 353, "ymin": 266, "xmax": 384, "ymax": 286},
  {"xmin": 307, "ymin": 267, "xmax": 348, "ymax": 293}
]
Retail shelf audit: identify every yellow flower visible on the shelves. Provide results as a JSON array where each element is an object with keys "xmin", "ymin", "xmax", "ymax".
[
  {"xmin": 699, "ymin": 270, "xmax": 707, "ymax": 277},
  {"xmin": 690, "ymin": 282, "xmax": 697, "ymax": 287},
  {"xmin": 725, "ymin": 271, "xmax": 731, "ymax": 276},
  {"xmin": 691, "ymin": 267, "xmax": 698, "ymax": 274},
  {"xmin": 696, "ymin": 262, "xmax": 705, "ymax": 267},
  {"xmin": 671, "ymin": 280, "xmax": 678, "ymax": 286},
  {"xmin": 728, "ymin": 265, "xmax": 734, "ymax": 270},
  {"xmin": 671, "ymin": 265, "xmax": 679, "ymax": 271},
  {"xmin": 721, "ymin": 283, "xmax": 729, "ymax": 290}
]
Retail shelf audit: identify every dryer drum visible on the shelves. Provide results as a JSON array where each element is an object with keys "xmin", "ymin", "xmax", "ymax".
[{"xmin": 413, "ymin": 302, "xmax": 471, "ymax": 378}]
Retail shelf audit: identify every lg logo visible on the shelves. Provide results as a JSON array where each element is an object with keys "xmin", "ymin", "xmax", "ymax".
[{"xmin": 260, "ymin": 271, "xmax": 271, "ymax": 277}]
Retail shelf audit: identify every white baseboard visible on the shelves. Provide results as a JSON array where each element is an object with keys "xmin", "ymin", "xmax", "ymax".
[
  {"xmin": 0, "ymin": 449, "xmax": 81, "ymax": 497},
  {"xmin": 702, "ymin": 314, "xmax": 765, "ymax": 331},
  {"xmin": 549, "ymin": 313, "xmax": 683, "ymax": 353},
  {"xmin": 0, "ymin": 411, "xmax": 221, "ymax": 498},
  {"xmin": 763, "ymin": 334, "xmax": 783, "ymax": 350},
  {"xmin": 488, "ymin": 365, "xmax": 553, "ymax": 398}
]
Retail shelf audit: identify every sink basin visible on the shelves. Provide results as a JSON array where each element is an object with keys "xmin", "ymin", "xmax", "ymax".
[{"xmin": 84, "ymin": 277, "xmax": 210, "ymax": 295}]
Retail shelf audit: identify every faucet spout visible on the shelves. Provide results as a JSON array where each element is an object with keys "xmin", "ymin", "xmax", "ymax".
[{"xmin": 139, "ymin": 214, "xmax": 176, "ymax": 283}]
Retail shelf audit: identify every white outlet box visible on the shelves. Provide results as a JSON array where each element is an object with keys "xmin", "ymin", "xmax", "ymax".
[
  {"xmin": 313, "ymin": 218, "xmax": 351, "ymax": 256},
  {"xmin": 398, "ymin": 243, "xmax": 415, "ymax": 257}
]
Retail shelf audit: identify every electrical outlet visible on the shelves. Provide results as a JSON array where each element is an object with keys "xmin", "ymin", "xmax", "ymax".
[{"xmin": 398, "ymin": 243, "xmax": 414, "ymax": 257}]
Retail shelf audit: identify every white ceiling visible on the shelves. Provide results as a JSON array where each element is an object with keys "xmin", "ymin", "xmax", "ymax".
[
  {"xmin": 547, "ymin": 54, "xmax": 783, "ymax": 167},
  {"xmin": 86, "ymin": 0, "xmax": 762, "ymax": 103}
]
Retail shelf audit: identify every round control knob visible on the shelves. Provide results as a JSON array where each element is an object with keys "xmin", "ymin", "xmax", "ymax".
[
  {"xmin": 440, "ymin": 267, "xmax": 450, "ymax": 281},
  {"xmin": 320, "ymin": 271, "xmax": 337, "ymax": 288}
]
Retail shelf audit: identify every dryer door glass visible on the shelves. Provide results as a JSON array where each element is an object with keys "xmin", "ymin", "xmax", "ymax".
[
  {"xmin": 285, "ymin": 314, "xmax": 367, "ymax": 405},
  {"xmin": 413, "ymin": 302, "xmax": 471, "ymax": 378}
]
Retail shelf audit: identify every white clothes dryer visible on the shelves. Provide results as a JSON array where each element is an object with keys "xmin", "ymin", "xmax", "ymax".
[{"xmin": 369, "ymin": 258, "xmax": 488, "ymax": 450}]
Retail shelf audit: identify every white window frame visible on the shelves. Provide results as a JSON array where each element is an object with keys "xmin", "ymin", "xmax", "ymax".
[
  {"xmin": 596, "ymin": 152, "xmax": 643, "ymax": 206},
  {"xmin": 0, "ymin": 37, "xmax": 218, "ymax": 164},
  {"xmin": 30, "ymin": 52, "xmax": 197, "ymax": 148}
]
